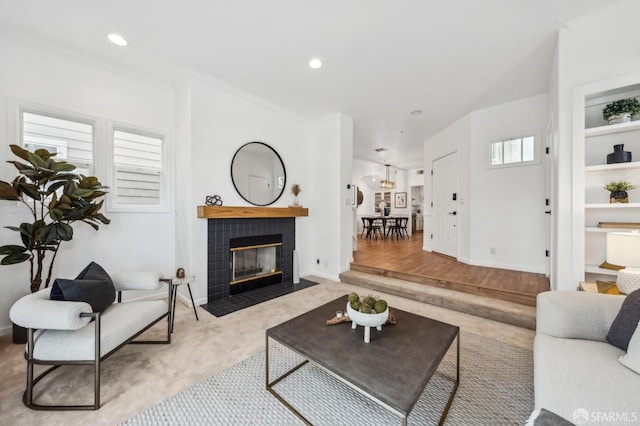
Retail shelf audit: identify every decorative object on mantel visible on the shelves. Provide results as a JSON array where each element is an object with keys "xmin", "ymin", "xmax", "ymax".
[
  {"xmin": 604, "ymin": 180, "xmax": 635, "ymax": 203},
  {"xmin": 602, "ymin": 97, "xmax": 640, "ymax": 124},
  {"xmin": 205, "ymin": 195, "xmax": 223, "ymax": 206},
  {"xmin": 290, "ymin": 184, "xmax": 302, "ymax": 207},
  {"xmin": 606, "ymin": 144, "xmax": 632, "ymax": 164},
  {"xmin": 176, "ymin": 267, "xmax": 186, "ymax": 279}
]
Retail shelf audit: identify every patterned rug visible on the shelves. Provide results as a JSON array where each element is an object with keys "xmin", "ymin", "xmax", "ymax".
[{"xmin": 124, "ymin": 332, "xmax": 533, "ymax": 425}]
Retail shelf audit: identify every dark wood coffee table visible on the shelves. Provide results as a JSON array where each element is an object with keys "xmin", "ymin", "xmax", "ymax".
[{"xmin": 266, "ymin": 295, "xmax": 460, "ymax": 425}]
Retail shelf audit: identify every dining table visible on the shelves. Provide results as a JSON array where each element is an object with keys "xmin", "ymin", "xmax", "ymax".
[{"xmin": 361, "ymin": 215, "xmax": 409, "ymax": 240}]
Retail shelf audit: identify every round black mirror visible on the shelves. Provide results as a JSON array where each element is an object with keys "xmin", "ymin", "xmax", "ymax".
[{"xmin": 231, "ymin": 142, "xmax": 286, "ymax": 206}]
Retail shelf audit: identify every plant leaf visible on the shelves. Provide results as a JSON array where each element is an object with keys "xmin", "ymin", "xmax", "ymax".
[
  {"xmin": 0, "ymin": 245, "xmax": 27, "ymax": 255},
  {"xmin": 1, "ymin": 252, "xmax": 31, "ymax": 265},
  {"xmin": 0, "ymin": 181, "xmax": 19, "ymax": 200},
  {"xmin": 56, "ymin": 223, "xmax": 73, "ymax": 241},
  {"xmin": 16, "ymin": 182, "xmax": 41, "ymax": 200},
  {"xmin": 9, "ymin": 144, "xmax": 30, "ymax": 161},
  {"xmin": 27, "ymin": 152, "xmax": 46, "ymax": 168},
  {"xmin": 52, "ymin": 162, "xmax": 76, "ymax": 172},
  {"xmin": 73, "ymin": 188, "xmax": 94, "ymax": 198},
  {"xmin": 49, "ymin": 208, "xmax": 63, "ymax": 221}
]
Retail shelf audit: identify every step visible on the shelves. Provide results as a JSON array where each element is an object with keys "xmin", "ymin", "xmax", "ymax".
[
  {"xmin": 339, "ymin": 270, "xmax": 536, "ymax": 330},
  {"xmin": 350, "ymin": 263, "xmax": 537, "ymax": 306}
]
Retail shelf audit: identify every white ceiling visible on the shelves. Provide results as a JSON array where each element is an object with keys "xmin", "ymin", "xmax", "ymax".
[{"xmin": 0, "ymin": 0, "xmax": 618, "ymax": 169}]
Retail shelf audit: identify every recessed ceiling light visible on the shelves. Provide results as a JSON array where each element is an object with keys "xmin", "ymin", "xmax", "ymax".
[
  {"xmin": 410, "ymin": 110, "xmax": 422, "ymax": 116},
  {"xmin": 308, "ymin": 58, "xmax": 322, "ymax": 69},
  {"xmin": 108, "ymin": 33, "xmax": 128, "ymax": 47}
]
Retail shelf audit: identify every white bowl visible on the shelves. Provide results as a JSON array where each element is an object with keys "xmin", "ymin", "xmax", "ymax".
[{"xmin": 346, "ymin": 302, "xmax": 389, "ymax": 328}]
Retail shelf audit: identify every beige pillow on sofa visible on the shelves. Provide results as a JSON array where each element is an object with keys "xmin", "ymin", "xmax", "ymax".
[{"xmin": 619, "ymin": 320, "xmax": 640, "ymax": 374}]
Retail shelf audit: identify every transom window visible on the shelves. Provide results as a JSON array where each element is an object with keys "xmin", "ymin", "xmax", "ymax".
[{"xmin": 490, "ymin": 134, "xmax": 537, "ymax": 167}]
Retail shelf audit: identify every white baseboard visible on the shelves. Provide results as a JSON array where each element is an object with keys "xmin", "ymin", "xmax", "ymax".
[{"xmin": 0, "ymin": 324, "xmax": 12, "ymax": 337}]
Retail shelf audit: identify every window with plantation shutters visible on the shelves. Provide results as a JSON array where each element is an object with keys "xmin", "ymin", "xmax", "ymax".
[
  {"xmin": 113, "ymin": 129, "xmax": 164, "ymax": 206},
  {"xmin": 22, "ymin": 111, "xmax": 94, "ymax": 175}
]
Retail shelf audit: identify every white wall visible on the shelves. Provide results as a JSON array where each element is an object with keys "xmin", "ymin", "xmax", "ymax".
[
  {"xmin": 554, "ymin": 1, "xmax": 640, "ymax": 290},
  {"xmin": 175, "ymin": 73, "xmax": 353, "ymax": 302},
  {"xmin": 424, "ymin": 94, "xmax": 548, "ymax": 274},
  {"xmin": 469, "ymin": 94, "xmax": 548, "ymax": 273},
  {"xmin": 0, "ymin": 33, "xmax": 176, "ymax": 334},
  {"xmin": 308, "ymin": 113, "xmax": 354, "ymax": 279}
]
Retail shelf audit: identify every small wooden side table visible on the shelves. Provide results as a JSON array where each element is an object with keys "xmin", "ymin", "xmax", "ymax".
[{"xmin": 160, "ymin": 275, "xmax": 199, "ymax": 333}]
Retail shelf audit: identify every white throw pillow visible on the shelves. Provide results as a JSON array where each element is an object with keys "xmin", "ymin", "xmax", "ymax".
[{"xmin": 619, "ymin": 320, "xmax": 640, "ymax": 374}]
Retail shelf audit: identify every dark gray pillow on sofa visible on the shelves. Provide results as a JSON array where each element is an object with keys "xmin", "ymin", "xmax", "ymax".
[
  {"xmin": 607, "ymin": 288, "xmax": 640, "ymax": 351},
  {"xmin": 50, "ymin": 262, "xmax": 116, "ymax": 313}
]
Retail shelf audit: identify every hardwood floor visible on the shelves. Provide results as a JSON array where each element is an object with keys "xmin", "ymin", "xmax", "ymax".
[{"xmin": 351, "ymin": 233, "xmax": 549, "ymax": 306}]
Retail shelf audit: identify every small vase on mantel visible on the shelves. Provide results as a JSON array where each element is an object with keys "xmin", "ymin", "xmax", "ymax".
[{"xmin": 290, "ymin": 184, "xmax": 302, "ymax": 208}]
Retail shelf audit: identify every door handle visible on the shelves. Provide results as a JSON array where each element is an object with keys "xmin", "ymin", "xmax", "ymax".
[
  {"xmin": 448, "ymin": 211, "xmax": 457, "ymax": 215},
  {"xmin": 545, "ymin": 211, "xmax": 551, "ymax": 215}
]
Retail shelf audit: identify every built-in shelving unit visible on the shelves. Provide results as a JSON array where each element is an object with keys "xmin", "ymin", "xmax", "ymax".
[{"xmin": 580, "ymin": 83, "xmax": 640, "ymax": 283}]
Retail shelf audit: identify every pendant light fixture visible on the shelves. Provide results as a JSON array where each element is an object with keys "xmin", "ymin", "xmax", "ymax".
[{"xmin": 379, "ymin": 164, "xmax": 395, "ymax": 190}]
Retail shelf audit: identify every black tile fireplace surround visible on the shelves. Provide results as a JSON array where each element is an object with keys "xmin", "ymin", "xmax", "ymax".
[{"xmin": 207, "ymin": 217, "xmax": 295, "ymax": 302}]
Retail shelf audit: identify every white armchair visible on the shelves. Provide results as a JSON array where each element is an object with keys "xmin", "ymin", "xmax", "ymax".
[{"xmin": 9, "ymin": 271, "xmax": 171, "ymax": 410}]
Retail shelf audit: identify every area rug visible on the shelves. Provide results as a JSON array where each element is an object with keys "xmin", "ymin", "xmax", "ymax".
[{"xmin": 124, "ymin": 331, "xmax": 533, "ymax": 425}]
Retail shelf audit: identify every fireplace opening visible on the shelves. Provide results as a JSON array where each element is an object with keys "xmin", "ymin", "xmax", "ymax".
[{"xmin": 229, "ymin": 234, "xmax": 282, "ymax": 295}]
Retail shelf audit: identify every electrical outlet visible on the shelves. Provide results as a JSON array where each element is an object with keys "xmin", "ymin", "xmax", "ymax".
[
  {"xmin": 324, "ymin": 260, "xmax": 328, "ymax": 267},
  {"xmin": 489, "ymin": 247, "xmax": 496, "ymax": 255}
]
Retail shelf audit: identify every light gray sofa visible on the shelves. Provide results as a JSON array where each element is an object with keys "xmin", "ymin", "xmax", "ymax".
[
  {"xmin": 9, "ymin": 272, "xmax": 171, "ymax": 410},
  {"xmin": 534, "ymin": 291, "xmax": 640, "ymax": 422}
]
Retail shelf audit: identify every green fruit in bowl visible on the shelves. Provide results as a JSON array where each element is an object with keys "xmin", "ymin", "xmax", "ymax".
[
  {"xmin": 350, "ymin": 301, "xmax": 361, "ymax": 311},
  {"xmin": 363, "ymin": 295, "xmax": 377, "ymax": 307},
  {"xmin": 359, "ymin": 303, "xmax": 372, "ymax": 314},
  {"xmin": 374, "ymin": 300, "xmax": 388, "ymax": 313},
  {"xmin": 348, "ymin": 292, "xmax": 360, "ymax": 304}
]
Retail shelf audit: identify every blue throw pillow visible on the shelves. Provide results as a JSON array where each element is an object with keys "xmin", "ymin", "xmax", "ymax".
[
  {"xmin": 607, "ymin": 288, "xmax": 640, "ymax": 351},
  {"xmin": 50, "ymin": 262, "xmax": 116, "ymax": 313}
]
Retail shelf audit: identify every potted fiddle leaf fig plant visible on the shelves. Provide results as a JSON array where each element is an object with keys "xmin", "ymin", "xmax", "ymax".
[
  {"xmin": 604, "ymin": 180, "xmax": 635, "ymax": 203},
  {"xmin": 0, "ymin": 145, "xmax": 110, "ymax": 342},
  {"xmin": 602, "ymin": 98, "xmax": 640, "ymax": 124}
]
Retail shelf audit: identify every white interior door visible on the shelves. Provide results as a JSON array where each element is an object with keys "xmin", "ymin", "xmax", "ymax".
[
  {"xmin": 431, "ymin": 152, "xmax": 459, "ymax": 258},
  {"xmin": 248, "ymin": 175, "xmax": 270, "ymax": 205}
]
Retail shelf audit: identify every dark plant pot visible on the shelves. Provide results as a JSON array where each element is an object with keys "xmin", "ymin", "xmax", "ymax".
[
  {"xmin": 610, "ymin": 190, "xmax": 628, "ymax": 203},
  {"xmin": 606, "ymin": 144, "xmax": 632, "ymax": 164},
  {"xmin": 12, "ymin": 322, "xmax": 27, "ymax": 344}
]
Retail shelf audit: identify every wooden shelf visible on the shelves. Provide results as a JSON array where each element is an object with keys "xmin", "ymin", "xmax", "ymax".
[
  {"xmin": 197, "ymin": 205, "xmax": 309, "ymax": 219},
  {"xmin": 585, "ymin": 119, "xmax": 640, "ymax": 137}
]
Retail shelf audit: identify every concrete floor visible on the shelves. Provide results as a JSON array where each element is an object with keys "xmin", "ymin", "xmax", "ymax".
[{"xmin": 0, "ymin": 277, "xmax": 534, "ymax": 426}]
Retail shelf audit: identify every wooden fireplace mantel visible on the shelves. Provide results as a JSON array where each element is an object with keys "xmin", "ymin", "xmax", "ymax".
[{"xmin": 197, "ymin": 206, "xmax": 309, "ymax": 219}]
